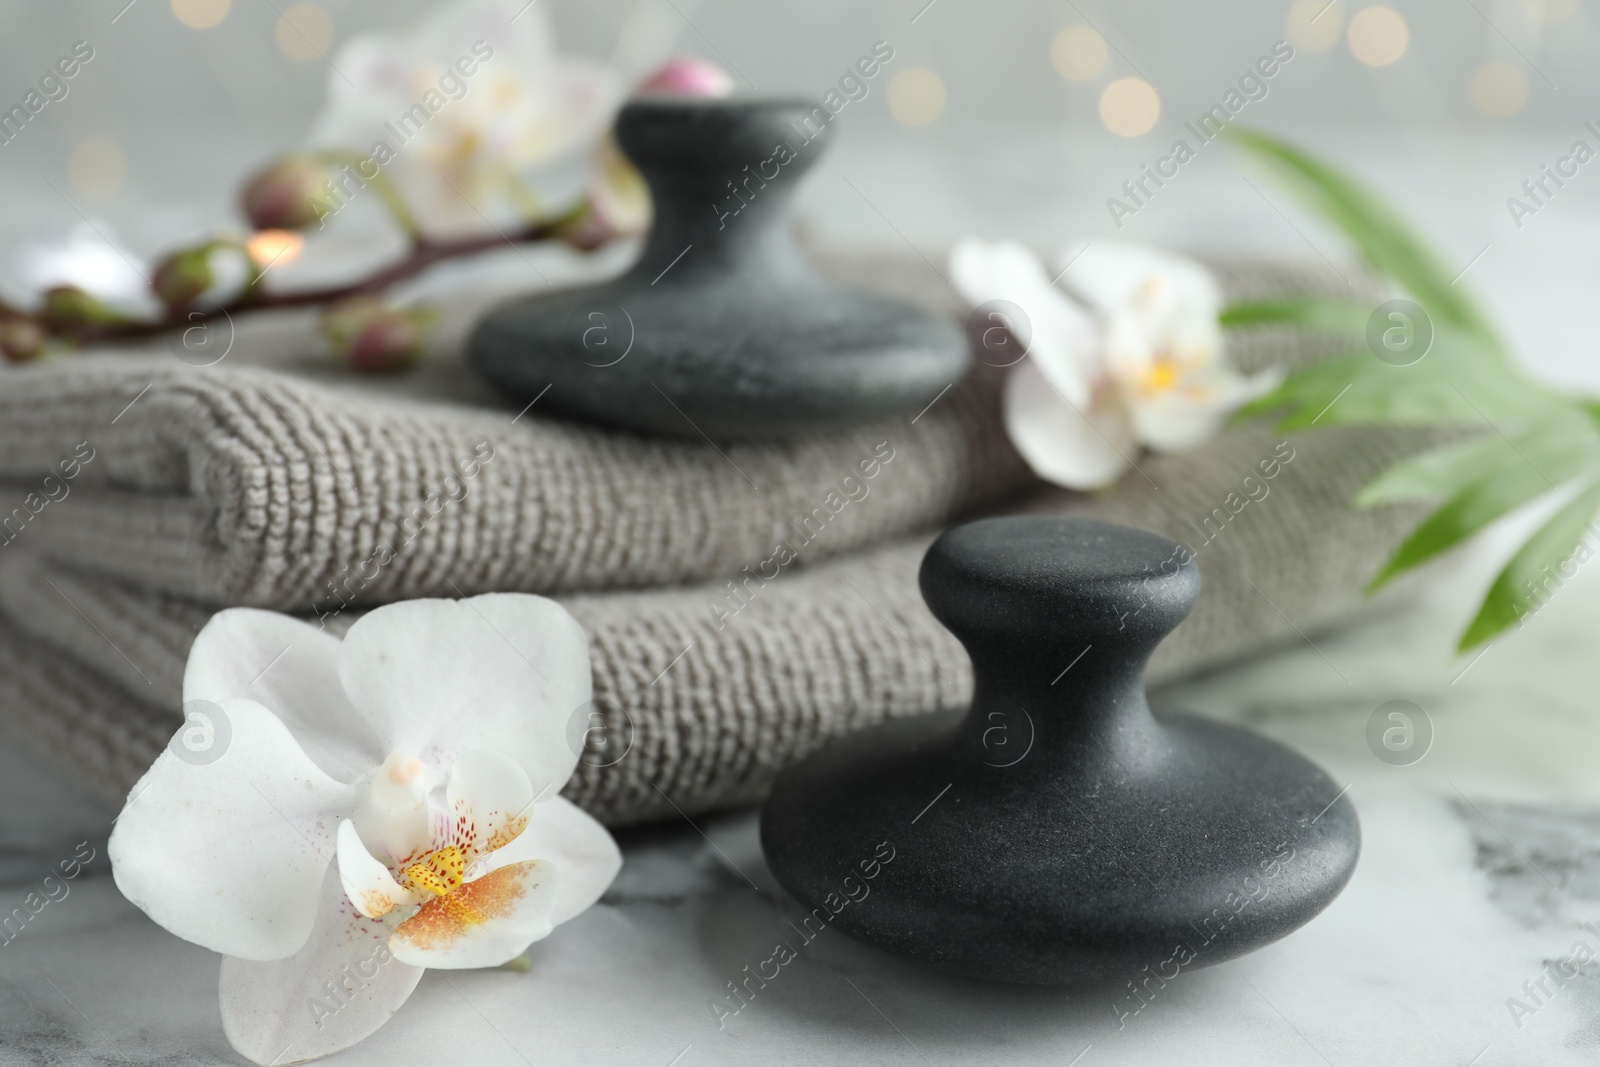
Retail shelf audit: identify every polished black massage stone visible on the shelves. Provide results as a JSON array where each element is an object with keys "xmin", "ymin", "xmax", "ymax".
[
  {"xmin": 468, "ymin": 98, "xmax": 969, "ymax": 439},
  {"xmin": 760, "ymin": 516, "xmax": 1359, "ymax": 984}
]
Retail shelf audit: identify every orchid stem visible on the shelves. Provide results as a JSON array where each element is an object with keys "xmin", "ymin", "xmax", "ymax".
[
  {"xmin": 315, "ymin": 149, "xmax": 426, "ymax": 244},
  {"xmin": 55, "ymin": 199, "xmax": 597, "ymax": 347}
]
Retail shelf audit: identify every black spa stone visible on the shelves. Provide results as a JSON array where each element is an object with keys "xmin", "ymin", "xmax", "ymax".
[
  {"xmin": 468, "ymin": 98, "xmax": 969, "ymax": 439},
  {"xmin": 759, "ymin": 516, "xmax": 1360, "ymax": 985}
]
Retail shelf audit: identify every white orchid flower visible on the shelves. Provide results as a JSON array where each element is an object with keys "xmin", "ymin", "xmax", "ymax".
[
  {"xmin": 950, "ymin": 239, "xmax": 1281, "ymax": 490},
  {"xmin": 109, "ymin": 595, "xmax": 620, "ymax": 1065},
  {"xmin": 308, "ymin": 0, "xmax": 622, "ymax": 238}
]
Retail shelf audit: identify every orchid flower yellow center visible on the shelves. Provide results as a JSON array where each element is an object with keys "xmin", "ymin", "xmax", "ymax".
[
  {"xmin": 1130, "ymin": 349, "xmax": 1215, "ymax": 400},
  {"xmin": 344, "ymin": 757, "xmax": 543, "ymax": 944},
  {"xmin": 401, "ymin": 844, "xmax": 499, "ymax": 930},
  {"xmin": 405, "ymin": 845, "xmax": 466, "ymax": 896},
  {"xmin": 1114, "ymin": 273, "xmax": 1220, "ymax": 401},
  {"xmin": 338, "ymin": 746, "xmax": 547, "ymax": 951},
  {"xmin": 1137, "ymin": 358, "xmax": 1180, "ymax": 396}
]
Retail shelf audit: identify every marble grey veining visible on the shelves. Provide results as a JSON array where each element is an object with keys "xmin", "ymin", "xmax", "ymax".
[{"xmin": 1453, "ymin": 801, "xmax": 1600, "ymax": 929}]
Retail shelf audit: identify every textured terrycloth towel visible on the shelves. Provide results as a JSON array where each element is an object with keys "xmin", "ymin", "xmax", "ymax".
[
  {"xmin": 0, "ymin": 251, "xmax": 1023, "ymax": 611},
  {"xmin": 0, "ymin": 250, "xmax": 1432, "ymax": 822}
]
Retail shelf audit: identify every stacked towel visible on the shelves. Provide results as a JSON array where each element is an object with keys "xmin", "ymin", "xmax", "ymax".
[{"xmin": 0, "ymin": 248, "xmax": 1432, "ymax": 822}]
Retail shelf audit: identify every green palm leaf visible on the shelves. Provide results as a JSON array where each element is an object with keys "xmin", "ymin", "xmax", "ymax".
[
  {"xmin": 1224, "ymin": 128, "xmax": 1600, "ymax": 649},
  {"xmin": 1226, "ymin": 127, "xmax": 1500, "ymax": 347},
  {"xmin": 1358, "ymin": 416, "xmax": 1600, "ymax": 507},
  {"xmin": 1218, "ymin": 297, "xmax": 1371, "ymax": 335},
  {"xmin": 1459, "ymin": 481, "xmax": 1600, "ymax": 649}
]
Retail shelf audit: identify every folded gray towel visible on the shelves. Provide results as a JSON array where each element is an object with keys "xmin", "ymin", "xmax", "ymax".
[
  {"xmin": 0, "ymin": 250, "xmax": 1027, "ymax": 610},
  {"xmin": 0, "ymin": 250, "xmax": 1433, "ymax": 821}
]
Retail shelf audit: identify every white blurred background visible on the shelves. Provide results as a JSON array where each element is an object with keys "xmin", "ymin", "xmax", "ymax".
[{"xmin": 0, "ymin": 0, "xmax": 1596, "ymax": 387}]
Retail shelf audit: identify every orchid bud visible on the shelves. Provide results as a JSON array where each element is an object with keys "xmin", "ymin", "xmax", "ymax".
[
  {"xmin": 242, "ymin": 156, "xmax": 333, "ymax": 231},
  {"xmin": 0, "ymin": 312, "xmax": 45, "ymax": 362},
  {"xmin": 347, "ymin": 315, "xmax": 423, "ymax": 373},
  {"xmin": 635, "ymin": 57, "xmax": 735, "ymax": 99},
  {"xmin": 320, "ymin": 296, "xmax": 384, "ymax": 349},
  {"xmin": 320, "ymin": 298, "xmax": 433, "ymax": 373},
  {"xmin": 153, "ymin": 247, "xmax": 211, "ymax": 309},
  {"xmin": 153, "ymin": 241, "xmax": 251, "ymax": 311},
  {"xmin": 42, "ymin": 286, "xmax": 124, "ymax": 328}
]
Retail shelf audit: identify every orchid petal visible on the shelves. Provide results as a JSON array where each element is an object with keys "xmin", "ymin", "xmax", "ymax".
[
  {"xmin": 1125, "ymin": 393, "xmax": 1230, "ymax": 454},
  {"xmin": 1099, "ymin": 308, "xmax": 1158, "ymax": 378},
  {"xmin": 220, "ymin": 866, "xmax": 423, "ymax": 1066},
  {"xmin": 470, "ymin": 796, "xmax": 621, "ymax": 926},
  {"xmin": 1056, "ymin": 240, "xmax": 1222, "ymax": 319},
  {"xmin": 336, "ymin": 595, "xmax": 590, "ymax": 800},
  {"xmin": 109, "ymin": 698, "xmax": 356, "ymax": 961},
  {"xmin": 337, "ymin": 820, "xmax": 423, "ymax": 921},
  {"xmin": 447, "ymin": 749, "xmax": 536, "ymax": 862},
  {"xmin": 389, "ymin": 860, "xmax": 559, "ymax": 969},
  {"xmin": 184, "ymin": 609, "xmax": 383, "ymax": 784},
  {"xmin": 949, "ymin": 237, "xmax": 1099, "ymax": 407},
  {"xmin": 1003, "ymin": 359, "xmax": 1136, "ymax": 490},
  {"xmin": 1129, "ymin": 367, "xmax": 1285, "ymax": 453},
  {"xmin": 348, "ymin": 752, "xmax": 435, "ymax": 871}
]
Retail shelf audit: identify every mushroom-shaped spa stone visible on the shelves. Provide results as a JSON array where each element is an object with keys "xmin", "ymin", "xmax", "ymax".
[
  {"xmin": 469, "ymin": 98, "xmax": 969, "ymax": 440},
  {"xmin": 760, "ymin": 516, "xmax": 1359, "ymax": 984}
]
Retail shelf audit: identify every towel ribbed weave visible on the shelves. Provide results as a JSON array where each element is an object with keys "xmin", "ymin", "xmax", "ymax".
[{"xmin": 0, "ymin": 250, "xmax": 1433, "ymax": 821}]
